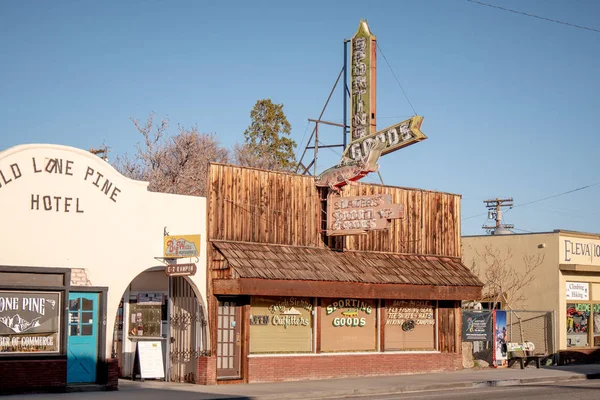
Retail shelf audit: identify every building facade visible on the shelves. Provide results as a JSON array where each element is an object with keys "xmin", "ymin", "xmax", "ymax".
[
  {"xmin": 463, "ymin": 230, "xmax": 600, "ymax": 363},
  {"xmin": 0, "ymin": 144, "xmax": 208, "ymax": 393},
  {"xmin": 205, "ymin": 163, "xmax": 482, "ymax": 384}
]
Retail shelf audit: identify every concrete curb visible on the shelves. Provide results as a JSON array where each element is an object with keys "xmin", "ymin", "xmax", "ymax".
[{"xmin": 234, "ymin": 373, "xmax": 598, "ymax": 400}]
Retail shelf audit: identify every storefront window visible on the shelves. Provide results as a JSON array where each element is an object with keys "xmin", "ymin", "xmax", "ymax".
[
  {"xmin": 249, "ymin": 296, "xmax": 313, "ymax": 354},
  {"xmin": 385, "ymin": 300, "xmax": 436, "ymax": 351},
  {"xmin": 320, "ymin": 298, "xmax": 377, "ymax": 352},
  {"xmin": 594, "ymin": 304, "xmax": 600, "ymax": 347},
  {"xmin": 566, "ymin": 303, "xmax": 590, "ymax": 347},
  {"xmin": 0, "ymin": 291, "xmax": 61, "ymax": 353}
]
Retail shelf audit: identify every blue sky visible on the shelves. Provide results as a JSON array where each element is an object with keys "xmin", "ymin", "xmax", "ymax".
[{"xmin": 1, "ymin": 0, "xmax": 599, "ymax": 236}]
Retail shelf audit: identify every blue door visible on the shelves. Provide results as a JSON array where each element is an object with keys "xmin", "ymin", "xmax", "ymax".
[{"xmin": 67, "ymin": 292, "xmax": 99, "ymax": 383}]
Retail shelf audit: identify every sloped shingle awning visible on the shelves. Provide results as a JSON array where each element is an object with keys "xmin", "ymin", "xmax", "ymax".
[{"xmin": 211, "ymin": 241, "xmax": 483, "ymax": 301}]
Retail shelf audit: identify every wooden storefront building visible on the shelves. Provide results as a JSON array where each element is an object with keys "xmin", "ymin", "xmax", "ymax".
[{"xmin": 205, "ymin": 163, "xmax": 482, "ymax": 384}]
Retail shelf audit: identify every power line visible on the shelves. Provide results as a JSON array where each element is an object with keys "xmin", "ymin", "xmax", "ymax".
[
  {"xmin": 376, "ymin": 43, "xmax": 418, "ymax": 115},
  {"xmin": 510, "ymin": 182, "xmax": 600, "ymax": 210},
  {"xmin": 467, "ymin": 0, "xmax": 600, "ymax": 33},
  {"xmin": 462, "ymin": 181, "xmax": 600, "ymax": 221}
]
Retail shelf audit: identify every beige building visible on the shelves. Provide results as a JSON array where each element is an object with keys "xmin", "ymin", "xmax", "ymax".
[
  {"xmin": 463, "ymin": 230, "xmax": 600, "ymax": 362},
  {"xmin": 0, "ymin": 144, "xmax": 208, "ymax": 392}
]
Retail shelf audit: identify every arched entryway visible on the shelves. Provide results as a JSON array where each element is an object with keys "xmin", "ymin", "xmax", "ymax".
[{"xmin": 111, "ymin": 268, "xmax": 208, "ymax": 383}]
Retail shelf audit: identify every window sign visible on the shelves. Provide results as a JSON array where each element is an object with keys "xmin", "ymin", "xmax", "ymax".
[
  {"xmin": 566, "ymin": 282, "xmax": 589, "ymax": 301},
  {"xmin": 249, "ymin": 297, "xmax": 313, "ymax": 354},
  {"xmin": 385, "ymin": 300, "xmax": 436, "ymax": 350},
  {"xmin": 0, "ymin": 291, "xmax": 61, "ymax": 353},
  {"xmin": 320, "ymin": 298, "xmax": 377, "ymax": 352}
]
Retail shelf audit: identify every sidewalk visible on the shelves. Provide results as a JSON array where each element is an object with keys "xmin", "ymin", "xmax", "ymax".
[
  {"xmin": 7, "ymin": 364, "xmax": 600, "ymax": 399},
  {"xmin": 116, "ymin": 364, "xmax": 600, "ymax": 400}
]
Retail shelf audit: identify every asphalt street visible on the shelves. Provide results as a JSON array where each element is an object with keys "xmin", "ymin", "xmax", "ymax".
[{"xmin": 331, "ymin": 379, "xmax": 600, "ymax": 400}]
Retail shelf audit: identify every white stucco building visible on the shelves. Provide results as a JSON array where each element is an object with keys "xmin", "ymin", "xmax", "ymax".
[{"xmin": 0, "ymin": 144, "xmax": 208, "ymax": 392}]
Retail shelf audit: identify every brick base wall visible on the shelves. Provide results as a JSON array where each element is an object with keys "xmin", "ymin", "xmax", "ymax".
[
  {"xmin": 196, "ymin": 355, "xmax": 217, "ymax": 385},
  {"xmin": 106, "ymin": 358, "xmax": 119, "ymax": 390},
  {"xmin": 0, "ymin": 358, "xmax": 66, "ymax": 394},
  {"xmin": 247, "ymin": 353, "xmax": 462, "ymax": 383}
]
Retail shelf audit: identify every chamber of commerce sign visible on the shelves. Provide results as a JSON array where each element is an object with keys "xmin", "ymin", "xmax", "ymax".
[
  {"xmin": 326, "ymin": 193, "xmax": 403, "ymax": 236},
  {"xmin": 0, "ymin": 291, "xmax": 61, "ymax": 353}
]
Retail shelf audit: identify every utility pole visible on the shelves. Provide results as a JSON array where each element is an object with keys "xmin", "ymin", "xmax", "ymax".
[{"xmin": 482, "ymin": 197, "xmax": 514, "ymax": 234}]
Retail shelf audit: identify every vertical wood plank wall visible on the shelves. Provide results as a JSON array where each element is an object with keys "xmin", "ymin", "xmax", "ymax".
[{"xmin": 209, "ymin": 163, "xmax": 462, "ymax": 258}]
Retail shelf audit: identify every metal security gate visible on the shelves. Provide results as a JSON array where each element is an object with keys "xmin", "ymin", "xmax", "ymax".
[{"xmin": 168, "ymin": 276, "xmax": 205, "ymax": 383}]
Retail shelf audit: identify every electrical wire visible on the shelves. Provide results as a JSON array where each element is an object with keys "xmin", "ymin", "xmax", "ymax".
[
  {"xmin": 376, "ymin": 43, "xmax": 418, "ymax": 116},
  {"xmin": 295, "ymin": 120, "xmax": 311, "ymax": 160},
  {"xmin": 467, "ymin": 0, "xmax": 600, "ymax": 33},
  {"xmin": 462, "ymin": 181, "xmax": 600, "ymax": 221},
  {"xmin": 510, "ymin": 182, "xmax": 600, "ymax": 210}
]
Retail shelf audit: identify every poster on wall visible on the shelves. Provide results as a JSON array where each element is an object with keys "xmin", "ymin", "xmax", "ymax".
[
  {"xmin": 462, "ymin": 311, "xmax": 492, "ymax": 342},
  {"xmin": 493, "ymin": 310, "xmax": 508, "ymax": 368},
  {"xmin": 0, "ymin": 291, "xmax": 61, "ymax": 353}
]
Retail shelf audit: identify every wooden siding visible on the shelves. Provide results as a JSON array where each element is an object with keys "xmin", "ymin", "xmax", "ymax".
[{"xmin": 209, "ymin": 164, "xmax": 462, "ymax": 257}]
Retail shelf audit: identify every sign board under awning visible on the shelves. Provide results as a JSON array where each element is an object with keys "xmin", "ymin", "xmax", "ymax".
[{"xmin": 165, "ymin": 263, "xmax": 197, "ymax": 277}]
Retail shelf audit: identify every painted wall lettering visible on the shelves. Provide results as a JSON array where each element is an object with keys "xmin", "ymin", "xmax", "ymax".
[
  {"xmin": 0, "ymin": 163, "xmax": 22, "ymax": 188},
  {"xmin": 560, "ymin": 236, "xmax": 600, "ymax": 266},
  {"xmin": 31, "ymin": 194, "xmax": 84, "ymax": 213},
  {"xmin": 325, "ymin": 298, "xmax": 372, "ymax": 328},
  {"xmin": 386, "ymin": 300, "xmax": 435, "ymax": 326},
  {"xmin": 0, "ymin": 155, "xmax": 123, "ymax": 214}
]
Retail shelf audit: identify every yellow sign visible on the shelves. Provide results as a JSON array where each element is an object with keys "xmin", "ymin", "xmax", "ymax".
[{"xmin": 163, "ymin": 235, "xmax": 201, "ymax": 258}]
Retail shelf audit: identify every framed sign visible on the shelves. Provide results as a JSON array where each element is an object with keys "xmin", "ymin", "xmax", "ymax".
[
  {"xmin": 566, "ymin": 282, "xmax": 589, "ymax": 301},
  {"xmin": 0, "ymin": 291, "xmax": 62, "ymax": 354}
]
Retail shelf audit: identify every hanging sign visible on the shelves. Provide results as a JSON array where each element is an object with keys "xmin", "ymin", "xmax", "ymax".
[
  {"xmin": 165, "ymin": 263, "xmax": 197, "ymax": 277},
  {"xmin": 163, "ymin": 234, "xmax": 200, "ymax": 258}
]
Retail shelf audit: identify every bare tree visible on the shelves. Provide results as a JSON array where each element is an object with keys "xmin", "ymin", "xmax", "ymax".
[
  {"xmin": 114, "ymin": 112, "xmax": 230, "ymax": 196},
  {"xmin": 469, "ymin": 244, "xmax": 545, "ymax": 310}
]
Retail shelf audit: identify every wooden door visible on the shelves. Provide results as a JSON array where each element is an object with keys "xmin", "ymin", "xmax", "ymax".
[
  {"xmin": 216, "ymin": 299, "xmax": 241, "ymax": 379},
  {"xmin": 67, "ymin": 292, "xmax": 99, "ymax": 383}
]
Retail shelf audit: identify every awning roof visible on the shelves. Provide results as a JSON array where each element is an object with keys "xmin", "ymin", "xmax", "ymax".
[{"xmin": 211, "ymin": 241, "xmax": 482, "ymax": 300}]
